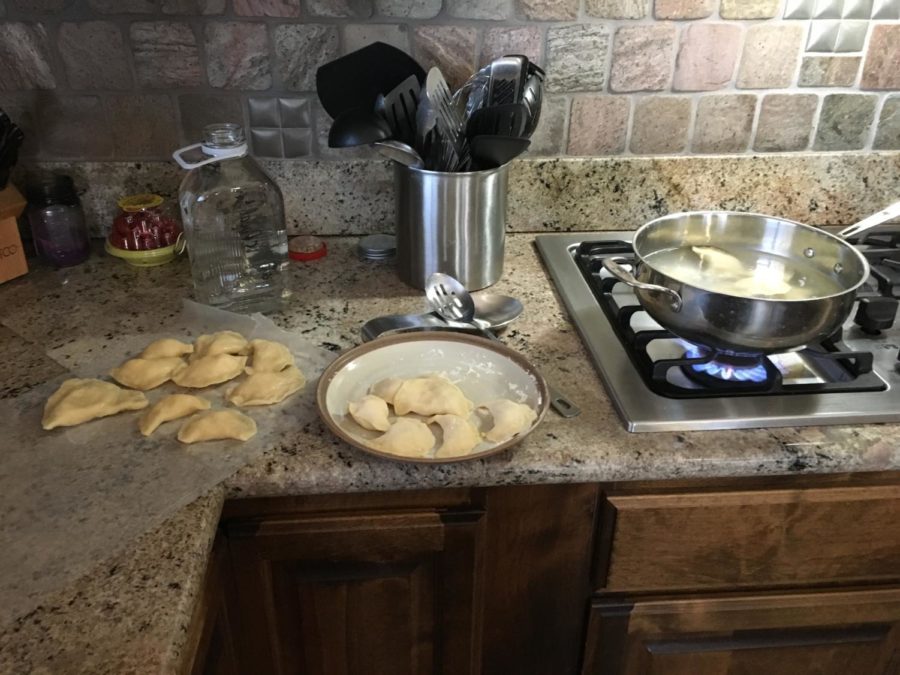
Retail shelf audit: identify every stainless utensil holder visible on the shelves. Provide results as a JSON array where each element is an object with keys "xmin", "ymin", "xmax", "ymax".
[{"xmin": 394, "ymin": 162, "xmax": 508, "ymax": 290}]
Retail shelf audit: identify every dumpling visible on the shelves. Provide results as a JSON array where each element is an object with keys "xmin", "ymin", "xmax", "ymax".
[
  {"xmin": 245, "ymin": 339, "xmax": 294, "ymax": 374},
  {"xmin": 479, "ymin": 399, "xmax": 537, "ymax": 443},
  {"xmin": 172, "ymin": 354, "xmax": 247, "ymax": 388},
  {"xmin": 369, "ymin": 377, "xmax": 404, "ymax": 405},
  {"xmin": 110, "ymin": 357, "xmax": 186, "ymax": 390},
  {"xmin": 392, "ymin": 376, "xmax": 472, "ymax": 417},
  {"xmin": 348, "ymin": 394, "xmax": 391, "ymax": 431},
  {"xmin": 369, "ymin": 418, "xmax": 434, "ymax": 458},
  {"xmin": 191, "ymin": 331, "xmax": 249, "ymax": 361},
  {"xmin": 138, "ymin": 394, "xmax": 211, "ymax": 436},
  {"xmin": 428, "ymin": 414, "xmax": 481, "ymax": 458},
  {"xmin": 226, "ymin": 365, "xmax": 306, "ymax": 406},
  {"xmin": 42, "ymin": 378, "xmax": 149, "ymax": 430},
  {"xmin": 140, "ymin": 338, "xmax": 193, "ymax": 359},
  {"xmin": 177, "ymin": 410, "xmax": 257, "ymax": 444}
]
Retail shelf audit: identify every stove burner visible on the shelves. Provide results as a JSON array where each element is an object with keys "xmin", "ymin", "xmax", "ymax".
[{"xmin": 681, "ymin": 342, "xmax": 770, "ymax": 384}]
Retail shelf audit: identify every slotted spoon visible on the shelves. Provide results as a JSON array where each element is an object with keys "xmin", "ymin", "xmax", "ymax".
[{"xmin": 425, "ymin": 273, "xmax": 580, "ymax": 418}]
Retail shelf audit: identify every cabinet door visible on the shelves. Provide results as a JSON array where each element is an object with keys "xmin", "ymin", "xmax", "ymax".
[
  {"xmin": 582, "ymin": 587, "xmax": 900, "ymax": 675},
  {"xmin": 226, "ymin": 508, "xmax": 485, "ymax": 675}
]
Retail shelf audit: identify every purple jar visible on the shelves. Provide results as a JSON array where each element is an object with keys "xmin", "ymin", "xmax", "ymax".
[{"xmin": 26, "ymin": 175, "xmax": 90, "ymax": 267}]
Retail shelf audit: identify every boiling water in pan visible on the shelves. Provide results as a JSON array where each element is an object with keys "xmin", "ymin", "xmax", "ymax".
[{"xmin": 643, "ymin": 245, "xmax": 845, "ymax": 300}]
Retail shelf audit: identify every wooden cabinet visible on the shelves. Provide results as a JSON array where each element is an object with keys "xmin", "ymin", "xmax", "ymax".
[
  {"xmin": 225, "ymin": 501, "xmax": 485, "ymax": 674},
  {"xmin": 581, "ymin": 587, "xmax": 900, "ymax": 675},
  {"xmin": 188, "ymin": 473, "xmax": 900, "ymax": 675}
]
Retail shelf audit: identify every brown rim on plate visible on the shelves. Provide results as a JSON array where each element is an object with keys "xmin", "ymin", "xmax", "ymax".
[{"xmin": 316, "ymin": 332, "xmax": 550, "ymax": 464}]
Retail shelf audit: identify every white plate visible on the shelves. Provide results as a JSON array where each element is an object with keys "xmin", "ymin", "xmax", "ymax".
[{"xmin": 316, "ymin": 333, "xmax": 549, "ymax": 463}]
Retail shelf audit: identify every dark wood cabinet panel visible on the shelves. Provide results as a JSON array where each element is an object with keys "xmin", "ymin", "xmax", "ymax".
[
  {"xmin": 596, "ymin": 486, "xmax": 900, "ymax": 593},
  {"xmin": 182, "ymin": 535, "xmax": 241, "ymax": 675},
  {"xmin": 226, "ymin": 507, "xmax": 485, "ymax": 675},
  {"xmin": 582, "ymin": 587, "xmax": 900, "ymax": 675},
  {"xmin": 480, "ymin": 483, "xmax": 599, "ymax": 675}
]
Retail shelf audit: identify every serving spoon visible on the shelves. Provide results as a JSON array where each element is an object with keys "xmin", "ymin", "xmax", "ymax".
[{"xmin": 425, "ymin": 273, "xmax": 581, "ymax": 418}]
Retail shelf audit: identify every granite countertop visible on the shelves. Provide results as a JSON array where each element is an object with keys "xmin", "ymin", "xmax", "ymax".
[{"xmin": 2, "ymin": 234, "xmax": 899, "ymax": 673}]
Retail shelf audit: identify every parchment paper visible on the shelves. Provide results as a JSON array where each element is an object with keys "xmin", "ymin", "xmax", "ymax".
[{"xmin": 0, "ymin": 301, "xmax": 334, "ymax": 627}]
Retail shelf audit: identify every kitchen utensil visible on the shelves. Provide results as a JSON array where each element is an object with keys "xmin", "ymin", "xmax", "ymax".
[
  {"xmin": 425, "ymin": 273, "xmax": 581, "ymax": 418},
  {"xmin": 394, "ymin": 161, "xmax": 508, "ymax": 290},
  {"xmin": 599, "ymin": 206, "xmax": 900, "ymax": 356},
  {"xmin": 451, "ymin": 64, "xmax": 491, "ymax": 125},
  {"xmin": 425, "ymin": 67, "xmax": 468, "ymax": 171},
  {"xmin": 374, "ymin": 74, "xmax": 420, "ymax": 146},
  {"xmin": 487, "ymin": 55, "xmax": 528, "ymax": 107},
  {"xmin": 521, "ymin": 63, "xmax": 545, "ymax": 137},
  {"xmin": 371, "ymin": 140, "xmax": 424, "ymax": 168},
  {"xmin": 315, "ymin": 42, "xmax": 426, "ymax": 120},
  {"xmin": 328, "ymin": 107, "xmax": 392, "ymax": 148},
  {"xmin": 360, "ymin": 293, "xmax": 524, "ymax": 341},
  {"xmin": 466, "ymin": 103, "xmax": 530, "ymax": 138},
  {"xmin": 470, "ymin": 135, "xmax": 530, "ymax": 169},
  {"xmin": 316, "ymin": 332, "xmax": 549, "ymax": 463}
]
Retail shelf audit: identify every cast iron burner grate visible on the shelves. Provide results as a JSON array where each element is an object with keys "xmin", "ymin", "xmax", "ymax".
[{"xmin": 574, "ymin": 241, "xmax": 887, "ymax": 400}]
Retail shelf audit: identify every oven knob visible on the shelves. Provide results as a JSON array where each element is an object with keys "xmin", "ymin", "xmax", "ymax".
[{"xmin": 854, "ymin": 297, "xmax": 898, "ymax": 334}]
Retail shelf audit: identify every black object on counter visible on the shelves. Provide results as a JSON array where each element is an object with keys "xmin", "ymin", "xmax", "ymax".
[
  {"xmin": 854, "ymin": 296, "xmax": 898, "ymax": 334},
  {"xmin": 316, "ymin": 42, "xmax": 426, "ymax": 120},
  {"xmin": 0, "ymin": 108, "xmax": 25, "ymax": 191}
]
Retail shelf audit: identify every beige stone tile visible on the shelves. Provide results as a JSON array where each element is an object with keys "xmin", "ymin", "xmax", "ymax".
[
  {"xmin": 874, "ymin": 96, "xmax": 900, "ymax": 150},
  {"xmin": 585, "ymin": 0, "xmax": 646, "ymax": 18},
  {"xmin": 204, "ymin": 21, "xmax": 271, "ymax": 90},
  {"xmin": 654, "ymin": 0, "xmax": 714, "ymax": 19},
  {"xmin": 481, "ymin": 26, "xmax": 543, "ymax": 66},
  {"xmin": 0, "ymin": 23, "xmax": 55, "ymax": 89},
  {"xmin": 799, "ymin": 56, "xmax": 861, "ymax": 87},
  {"xmin": 630, "ymin": 96, "xmax": 691, "ymax": 154},
  {"xmin": 861, "ymin": 25, "xmax": 900, "ymax": 90},
  {"xmin": 58, "ymin": 21, "xmax": 131, "ymax": 90},
  {"xmin": 673, "ymin": 23, "xmax": 741, "ymax": 92},
  {"xmin": 720, "ymin": 0, "xmax": 779, "ymax": 18},
  {"xmin": 567, "ymin": 96, "xmax": 629, "ymax": 155},
  {"xmin": 546, "ymin": 24, "xmax": 610, "ymax": 92},
  {"xmin": 610, "ymin": 24, "xmax": 676, "ymax": 93},
  {"xmin": 737, "ymin": 24, "xmax": 804, "ymax": 89},
  {"xmin": 754, "ymin": 94, "xmax": 817, "ymax": 152},
  {"xmin": 130, "ymin": 21, "xmax": 202, "ymax": 88},
  {"xmin": 516, "ymin": 0, "xmax": 578, "ymax": 20},
  {"xmin": 693, "ymin": 94, "xmax": 756, "ymax": 153},
  {"xmin": 233, "ymin": 0, "xmax": 300, "ymax": 15}
]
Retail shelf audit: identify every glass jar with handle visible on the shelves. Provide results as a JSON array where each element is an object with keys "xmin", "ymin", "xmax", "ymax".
[{"xmin": 173, "ymin": 123, "xmax": 289, "ymax": 314}]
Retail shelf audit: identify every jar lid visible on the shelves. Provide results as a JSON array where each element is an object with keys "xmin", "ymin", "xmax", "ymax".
[
  {"xmin": 289, "ymin": 235, "xmax": 327, "ymax": 261},
  {"xmin": 357, "ymin": 234, "xmax": 396, "ymax": 261},
  {"xmin": 26, "ymin": 174, "xmax": 78, "ymax": 206},
  {"xmin": 118, "ymin": 193, "xmax": 164, "ymax": 212}
]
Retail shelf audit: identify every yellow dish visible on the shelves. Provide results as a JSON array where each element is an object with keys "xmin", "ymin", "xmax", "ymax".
[{"xmin": 105, "ymin": 236, "xmax": 183, "ymax": 267}]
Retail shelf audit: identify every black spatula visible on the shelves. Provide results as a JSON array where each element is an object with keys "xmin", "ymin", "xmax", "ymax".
[{"xmin": 316, "ymin": 42, "xmax": 425, "ymax": 120}]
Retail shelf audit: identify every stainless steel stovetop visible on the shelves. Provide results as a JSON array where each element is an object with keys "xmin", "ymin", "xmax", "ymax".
[{"xmin": 536, "ymin": 231, "xmax": 900, "ymax": 432}]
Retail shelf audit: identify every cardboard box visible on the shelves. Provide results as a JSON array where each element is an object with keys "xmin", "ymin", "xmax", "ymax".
[{"xmin": 0, "ymin": 184, "xmax": 28, "ymax": 284}]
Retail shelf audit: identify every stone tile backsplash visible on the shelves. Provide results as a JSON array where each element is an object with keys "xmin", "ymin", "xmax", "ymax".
[{"xmin": 0, "ymin": 0, "xmax": 899, "ymax": 160}]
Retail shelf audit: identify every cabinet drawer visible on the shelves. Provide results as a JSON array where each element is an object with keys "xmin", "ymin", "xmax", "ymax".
[{"xmin": 595, "ymin": 485, "xmax": 900, "ymax": 593}]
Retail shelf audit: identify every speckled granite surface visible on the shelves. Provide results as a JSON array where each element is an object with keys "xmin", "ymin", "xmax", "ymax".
[
  {"xmin": 18, "ymin": 152, "xmax": 900, "ymax": 237},
  {"xmin": 1, "ymin": 235, "xmax": 899, "ymax": 673}
]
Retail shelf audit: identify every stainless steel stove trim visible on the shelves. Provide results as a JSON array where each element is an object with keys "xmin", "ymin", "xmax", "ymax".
[{"xmin": 535, "ymin": 232, "xmax": 898, "ymax": 433}]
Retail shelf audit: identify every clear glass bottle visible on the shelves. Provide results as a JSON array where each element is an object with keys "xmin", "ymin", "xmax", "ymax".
[{"xmin": 174, "ymin": 123, "xmax": 289, "ymax": 313}]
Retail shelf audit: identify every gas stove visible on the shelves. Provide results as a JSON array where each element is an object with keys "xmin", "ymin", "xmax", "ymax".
[{"xmin": 536, "ymin": 230, "xmax": 900, "ymax": 432}]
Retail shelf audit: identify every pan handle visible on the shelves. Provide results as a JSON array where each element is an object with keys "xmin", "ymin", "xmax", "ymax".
[
  {"xmin": 602, "ymin": 257, "xmax": 683, "ymax": 312},
  {"xmin": 837, "ymin": 199, "xmax": 900, "ymax": 239}
]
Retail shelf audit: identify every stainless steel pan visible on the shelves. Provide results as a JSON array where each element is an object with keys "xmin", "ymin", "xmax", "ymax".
[{"xmin": 602, "ymin": 203, "xmax": 900, "ymax": 355}]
